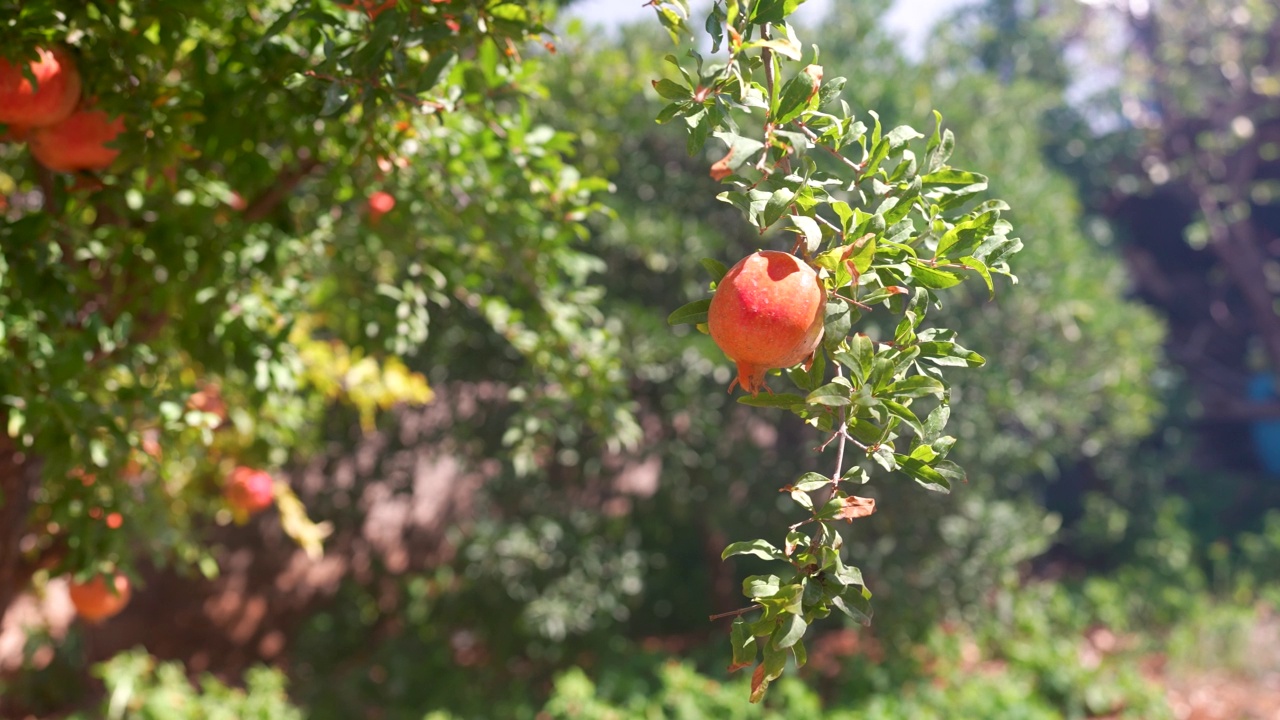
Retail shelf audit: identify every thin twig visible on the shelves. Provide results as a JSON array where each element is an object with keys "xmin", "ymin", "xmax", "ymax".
[
  {"xmin": 795, "ymin": 120, "xmax": 863, "ymax": 174},
  {"xmin": 709, "ymin": 605, "xmax": 760, "ymax": 622},
  {"xmin": 833, "ymin": 364, "xmax": 847, "ymax": 481},
  {"xmin": 755, "ymin": 24, "xmax": 776, "ymax": 172}
]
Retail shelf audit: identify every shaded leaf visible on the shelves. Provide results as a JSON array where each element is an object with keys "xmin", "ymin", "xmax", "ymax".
[
  {"xmin": 723, "ymin": 539, "xmax": 786, "ymax": 561},
  {"xmin": 775, "ymin": 612, "xmax": 807, "ymax": 648},
  {"xmin": 667, "ymin": 298, "xmax": 711, "ymax": 325}
]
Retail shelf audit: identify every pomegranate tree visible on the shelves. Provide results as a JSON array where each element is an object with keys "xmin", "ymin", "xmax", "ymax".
[{"xmin": 708, "ymin": 251, "xmax": 825, "ymax": 395}]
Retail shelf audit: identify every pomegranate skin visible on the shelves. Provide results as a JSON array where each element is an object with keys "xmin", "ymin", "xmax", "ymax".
[
  {"xmin": 368, "ymin": 191, "xmax": 396, "ymax": 222},
  {"xmin": 708, "ymin": 250, "xmax": 825, "ymax": 394},
  {"xmin": 69, "ymin": 573, "xmax": 132, "ymax": 624},
  {"xmin": 0, "ymin": 47, "xmax": 82, "ymax": 129},
  {"xmin": 28, "ymin": 107, "xmax": 125, "ymax": 172},
  {"xmin": 226, "ymin": 466, "xmax": 275, "ymax": 515}
]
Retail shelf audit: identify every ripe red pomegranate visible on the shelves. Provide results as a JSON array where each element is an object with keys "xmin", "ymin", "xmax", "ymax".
[
  {"xmin": 0, "ymin": 47, "xmax": 82, "ymax": 129},
  {"xmin": 708, "ymin": 250, "xmax": 826, "ymax": 395},
  {"xmin": 28, "ymin": 106, "xmax": 125, "ymax": 172},
  {"xmin": 225, "ymin": 466, "xmax": 275, "ymax": 515},
  {"xmin": 367, "ymin": 191, "xmax": 396, "ymax": 225},
  {"xmin": 68, "ymin": 573, "xmax": 132, "ymax": 624}
]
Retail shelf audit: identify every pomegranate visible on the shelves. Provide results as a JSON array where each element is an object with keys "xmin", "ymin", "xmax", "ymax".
[
  {"xmin": 28, "ymin": 105, "xmax": 125, "ymax": 172},
  {"xmin": 68, "ymin": 573, "xmax": 132, "ymax": 623},
  {"xmin": 0, "ymin": 47, "xmax": 82, "ymax": 129},
  {"xmin": 368, "ymin": 191, "xmax": 396, "ymax": 222},
  {"xmin": 708, "ymin": 250, "xmax": 826, "ymax": 395},
  {"xmin": 225, "ymin": 466, "xmax": 275, "ymax": 515}
]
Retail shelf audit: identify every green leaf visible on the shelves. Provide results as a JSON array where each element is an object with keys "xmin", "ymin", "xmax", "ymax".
[
  {"xmin": 847, "ymin": 234, "xmax": 876, "ymax": 275},
  {"xmin": 723, "ymin": 539, "xmax": 786, "ymax": 561},
  {"xmin": 885, "ymin": 124, "xmax": 924, "ymax": 148},
  {"xmin": 713, "ymin": 131, "xmax": 767, "ymax": 172},
  {"xmin": 655, "ymin": 101, "xmax": 687, "ymax": 125},
  {"xmin": 738, "ymin": 393, "xmax": 806, "ymax": 409},
  {"xmin": 895, "ymin": 454, "xmax": 951, "ymax": 493},
  {"xmin": 833, "ymin": 561, "xmax": 865, "ymax": 587},
  {"xmin": 862, "ymin": 138, "xmax": 890, "ymax": 179},
  {"xmin": 701, "ymin": 257, "xmax": 728, "ymax": 282},
  {"xmin": 705, "ymin": 3, "xmax": 726, "ymax": 53},
  {"xmin": 908, "ymin": 261, "xmax": 963, "ymax": 290},
  {"xmin": 763, "ymin": 187, "xmax": 796, "ymax": 229},
  {"xmin": 887, "ymin": 376, "xmax": 944, "ymax": 399},
  {"xmin": 807, "ymin": 382, "xmax": 851, "ymax": 407},
  {"xmin": 744, "ymin": 574, "xmax": 783, "ymax": 598},
  {"xmin": 791, "ymin": 215, "xmax": 823, "ymax": 254},
  {"xmin": 841, "ymin": 466, "xmax": 870, "ymax": 484},
  {"xmin": 960, "ymin": 255, "xmax": 994, "ymax": 297},
  {"xmin": 763, "ymin": 633, "xmax": 788, "ymax": 677},
  {"xmin": 833, "ymin": 333, "xmax": 873, "ymax": 385},
  {"xmin": 730, "ymin": 618, "xmax": 757, "ymax": 671},
  {"xmin": 919, "ymin": 341, "xmax": 985, "ymax": 367},
  {"xmin": 685, "ymin": 107, "xmax": 713, "ymax": 156},
  {"xmin": 790, "ymin": 488, "xmax": 814, "ymax": 509},
  {"xmin": 774, "ymin": 612, "xmax": 807, "ymax": 648},
  {"xmin": 817, "ymin": 77, "xmax": 846, "ymax": 108},
  {"xmin": 788, "ymin": 347, "xmax": 824, "ymax": 391},
  {"xmin": 933, "ymin": 459, "xmax": 966, "ymax": 486},
  {"xmin": 921, "ymin": 167, "xmax": 984, "ymax": 189},
  {"xmin": 831, "ymin": 587, "xmax": 872, "ymax": 625},
  {"xmin": 922, "ymin": 404, "xmax": 950, "ymax": 442},
  {"xmin": 831, "ymin": 201, "xmax": 855, "ymax": 234},
  {"xmin": 774, "ymin": 65, "xmax": 821, "ymax": 125},
  {"xmin": 823, "ymin": 299, "xmax": 852, "ymax": 350},
  {"xmin": 668, "ymin": 298, "xmax": 711, "ymax": 325},
  {"xmin": 319, "ymin": 82, "xmax": 350, "ymax": 117},
  {"xmin": 936, "ymin": 210, "xmax": 998, "ymax": 260},
  {"xmin": 750, "ymin": 0, "xmax": 810, "ymax": 24},
  {"xmin": 859, "ymin": 285, "xmax": 909, "ymax": 307},
  {"xmin": 882, "ymin": 399, "xmax": 924, "ymax": 436},
  {"xmin": 792, "ymin": 638, "xmax": 808, "ymax": 668},
  {"xmin": 791, "ymin": 471, "xmax": 830, "ymax": 493}
]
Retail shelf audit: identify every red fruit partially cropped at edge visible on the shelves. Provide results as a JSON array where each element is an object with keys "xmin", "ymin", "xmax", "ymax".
[
  {"xmin": 708, "ymin": 250, "xmax": 826, "ymax": 395},
  {"xmin": 225, "ymin": 466, "xmax": 275, "ymax": 515},
  {"xmin": 28, "ymin": 106, "xmax": 125, "ymax": 172},
  {"xmin": 338, "ymin": 0, "xmax": 397, "ymax": 18},
  {"xmin": 0, "ymin": 47, "xmax": 82, "ymax": 129}
]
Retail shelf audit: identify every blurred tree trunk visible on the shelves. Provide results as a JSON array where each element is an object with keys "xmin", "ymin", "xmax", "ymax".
[{"xmin": 0, "ymin": 427, "xmax": 37, "ymax": 623}]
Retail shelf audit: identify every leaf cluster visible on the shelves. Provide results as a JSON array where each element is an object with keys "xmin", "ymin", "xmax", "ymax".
[{"xmin": 652, "ymin": 0, "xmax": 1022, "ymax": 699}]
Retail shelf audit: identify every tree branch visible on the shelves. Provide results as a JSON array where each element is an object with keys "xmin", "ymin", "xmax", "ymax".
[{"xmin": 242, "ymin": 158, "xmax": 322, "ymax": 222}]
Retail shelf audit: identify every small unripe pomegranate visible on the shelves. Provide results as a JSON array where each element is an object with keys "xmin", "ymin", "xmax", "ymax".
[
  {"xmin": 0, "ymin": 47, "xmax": 82, "ymax": 129},
  {"xmin": 68, "ymin": 573, "xmax": 132, "ymax": 624},
  {"xmin": 708, "ymin": 250, "xmax": 825, "ymax": 395},
  {"xmin": 225, "ymin": 466, "xmax": 275, "ymax": 515},
  {"xmin": 28, "ymin": 106, "xmax": 125, "ymax": 172}
]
